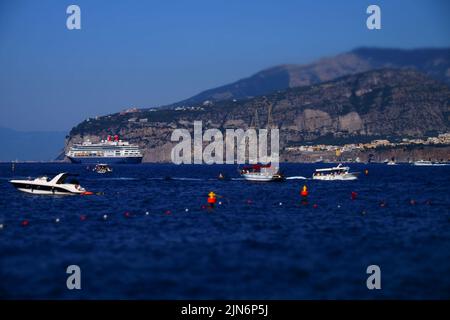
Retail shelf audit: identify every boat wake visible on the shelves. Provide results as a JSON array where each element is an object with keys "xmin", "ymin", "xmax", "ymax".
[
  {"xmin": 285, "ymin": 176, "xmax": 309, "ymax": 180},
  {"xmin": 94, "ymin": 177, "xmax": 139, "ymax": 181}
]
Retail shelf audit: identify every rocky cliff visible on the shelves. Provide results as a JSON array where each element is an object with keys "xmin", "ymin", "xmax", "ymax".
[{"xmin": 66, "ymin": 69, "xmax": 450, "ymax": 162}]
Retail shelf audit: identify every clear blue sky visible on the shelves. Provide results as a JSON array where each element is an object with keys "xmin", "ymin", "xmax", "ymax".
[{"xmin": 0, "ymin": 0, "xmax": 449, "ymax": 131}]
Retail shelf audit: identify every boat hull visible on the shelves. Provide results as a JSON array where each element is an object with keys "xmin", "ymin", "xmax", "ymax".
[
  {"xmin": 10, "ymin": 182, "xmax": 84, "ymax": 195},
  {"xmin": 312, "ymin": 174, "xmax": 358, "ymax": 181},
  {"xmin": 68, "ymin": 156, "xmax": 142, "ymax": 164},
  {"xmin": 242, "ymin": 173, "xmax": 284, "ymax": 182}
]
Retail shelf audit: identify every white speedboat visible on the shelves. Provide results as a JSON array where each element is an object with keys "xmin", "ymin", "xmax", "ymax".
[
  {"xmin": 413, "ymin": 160, "xmax": 448, "ymax": 166},
  {"xmin": 93, "ymin": 163, "xmax": 113, "ymax": 174},
  {"xmin": 10, "ymin": 173, "xmax": 88, "ymax": 195},
  {"xmin": 240, "ymin": 164, "xmax": 284, "ymax": 182},
  {"xmin": 312, "ymin": 164, "xmax": 358, "ymax": 180},
  {"xmin": 387, "ymin": 160, "xmax": 397, "ymax": 165}
]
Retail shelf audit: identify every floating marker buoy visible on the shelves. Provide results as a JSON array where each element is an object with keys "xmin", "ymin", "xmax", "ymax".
[
  {"xmin": 218, "ymin": 201, "xmax": 222, "ymax": 205},
  {"xmin": 21, "ymin": 220, "xmax": 29, "ymax": 227},
  {"xmin": 379, "ymin": 201, "xmax": 386, "ymax": 208},
  {"xmin": 0, "ymin": 223, "xmax": 4, "ymax": 229},
  {"xmin": 55, "ymin": 218, "xmax": 60, "ymax": 223},
  {"xmin": 165, "ymin": 210, "xmax": 171, "ymax": 215},
  {"xmin": 103, "ymin": 214, "xmax": 108, "ymax": 220},
  {"xmin": 80, "ymin": 215, "xmax": 87, "ymax": 221},
  {"xmin": 185, "ymin": 208, "xmax": 189, "ymax": 212},
  {"xmin": 300, "ymin": 185, "xmax": 308, "ymax": 197},
  {"xmin": 364, "ymin": 169, "xmax": 369, "ymax": 176},
  {"xmin": 337, "ymin": 205, "xmax": 341, "ymax": 208},
  {"xmin": 313, "ymin": 203, "xmax": 318, "ymax": 208},
  {"xmin": 124, "ymin": 212, "xmax": 131, "ymax": 218},
  {"xmin": 351, "ymin": 191, "xmax": 357, "ymax": 200},
  {"xmin": 410, "ymin": 199, "xmax": 416, "ymax": 205},
  {"xmin": 145, "ymin": 211, "xmax": 149, "ymax": 216},
  {"xmin": 279, "ymin": 202, "xmax": 283, "ymax": 206},
  {"xmin": 207, "ymin": 191, "xmax": 217, "ymax": 205}
]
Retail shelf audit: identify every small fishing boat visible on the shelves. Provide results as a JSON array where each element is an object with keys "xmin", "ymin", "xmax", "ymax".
[
  {"xmin": 10, "ymin": 173, "xmax": 88, "ymax": 195},
  {"xmin": 240, "ymin": 164, "xmax": 284, "ymax": 182},
  {"xmin": 386, "ymin": 157, "xmax": 397, "ymax": 165},
  {"xmin": 312, "ymin": 164, "xmax": 358, "ymax": 181},
  {"xmin": 93, "ymin": 163, "xmax": 113, "ymax": 174}
]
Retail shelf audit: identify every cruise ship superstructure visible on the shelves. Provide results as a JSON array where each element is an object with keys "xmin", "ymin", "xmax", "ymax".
[{"xmin": 66, "ymin": 135, "xmax": 143, "ymax": 164}]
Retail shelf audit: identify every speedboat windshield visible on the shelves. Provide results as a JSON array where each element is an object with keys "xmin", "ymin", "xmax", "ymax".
[{"xmin": 55, "ymin": 173, "xmax": 79, "ymax": 184}]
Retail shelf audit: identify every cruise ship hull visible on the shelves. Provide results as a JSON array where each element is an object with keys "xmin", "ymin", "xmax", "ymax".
[{"xmin": 67, "ymin": 156, "xmax": 143, "ymax": 164}]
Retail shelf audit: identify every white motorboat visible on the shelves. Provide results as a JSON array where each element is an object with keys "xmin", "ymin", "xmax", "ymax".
[
  {"xmin": 240, "ymin": 164, "xmax": 284, "ymax": 182},
  {"xmin": 94, "ymin": 163, "xmax": 113, "ymax": 174},
  {"xmin": 413, "ymin": 160, "xmax": 448, "ymax": 166},
  {"xmin": 387, "ymin": 160, "xmax": 397, "ymax": 165},
  {"xmin": 10, "ymin": 173, "xmax": 89, "ymax": 195},
  {"xmin": 312, "ymin": 164, "xmax": 358, "ymax": 181}
]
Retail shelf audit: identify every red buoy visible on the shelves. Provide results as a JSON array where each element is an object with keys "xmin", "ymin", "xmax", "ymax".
[
  {"xmin": 80, "ymin": 215, "xmax": 87, "ymax": 221},
  {"xmin": 207, "ymin": 191, "xmax": 217, "ymax": 207},
  {"xmin": 300, "ymin": 185, "xmax": 308, "ymax": 197},
  {"xmin": 351, "ymin": 191, "xmax": 357, "ymax": 200},
  {"xmin": 313, "ymin": 203, "xmax": 318, "ymax": 208},
  {"xmin": 21, "ymin": 220, "xmax": 29, "ymax": 227}
]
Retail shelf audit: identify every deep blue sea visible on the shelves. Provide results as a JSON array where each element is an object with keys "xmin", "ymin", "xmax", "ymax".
[{"xmin": 0, "ymin": 163, "xmax": 449, "ymax": 299}]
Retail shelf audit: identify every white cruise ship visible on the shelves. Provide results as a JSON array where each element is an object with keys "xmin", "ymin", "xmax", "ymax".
[{"xmin": 66, "ymin": 135, "xmax": 143, "ymax": 164}]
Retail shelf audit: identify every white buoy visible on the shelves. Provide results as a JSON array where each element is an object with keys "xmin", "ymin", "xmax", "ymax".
[
  {"xmin": 337, "ymin": 205, "xmax": 341, "ymax": 208},
  {"xmin": 0, "ymin": 224, "xmax": 3, "ymax": 229},
  {"xmin": 55, "ymin": 218, "xmax": 60, "ymax": 223},
  {"xmin": 185, "ymin": 208, "xmax": 189, "ymax": 212},
  {"xmin": 103, "ymin": 214, "xmax": 108, "ymax": 220},
  {"xmin": 145, "ymin": 211, "xmax": 149, "ymax": 216},
  {"xmin": 279, "ymin": 202, "xmax": 283, "ymax": 206},
  {"xmin": 218, "ymin": 202, "xmax": 222, "ymax": 205}
]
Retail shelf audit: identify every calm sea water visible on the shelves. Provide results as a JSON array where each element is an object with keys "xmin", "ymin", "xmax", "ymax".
[{"xmin": 0, "ymin": 163, "xmax": 449, "ymax": 299}]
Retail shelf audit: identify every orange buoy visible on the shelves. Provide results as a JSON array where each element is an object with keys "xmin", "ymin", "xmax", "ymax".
[
  {"xmin": 364, "ymin": 169, "xmax": 369, "ymax": 176},
  {"xmin": 300, "ymin": 185, "xmax": 308, "ymax": 197}
]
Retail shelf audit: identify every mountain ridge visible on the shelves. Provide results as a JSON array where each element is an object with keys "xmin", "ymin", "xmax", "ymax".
[{"xmin": 163, "ymin": 47, "xmax": 450, "ymax": 109}]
